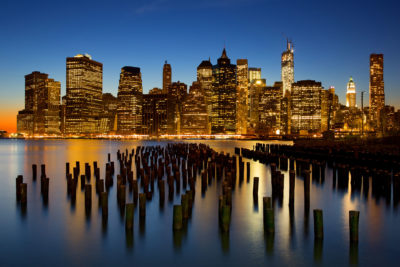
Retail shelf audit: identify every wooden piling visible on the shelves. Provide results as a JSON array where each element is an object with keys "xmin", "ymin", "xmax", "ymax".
[
  {"xmin": 173, "ymin": 205, "xmax": 183, "ymax": 230},
  {"xmin": 85, "ymin": 184, "xmax": 92, "ymax": 211},
  {"xmin": 289, "ymin": 170, "xmax": 295, "ymax": 208},
  {"xmin": 101, "ymin": 192, "xmax": 108, "ymax": 219},
  {"xmin": 349, "ymin": 210, "xmax": 360, "ymax": 242},
  {"xmin": 20, "ymin": 183, "xmax": 27, "ymax": 205},
  {"xmin": 221, "ymin": 205, "xmax": 231, "ymax": 232},
  {"xmin": 253, "ymin": 177, "xmax": 259, "ymax": 197},
  {"xmin": 264, "ymin": 208, "xmax": 274, "ymax": 233},
  {"xmin": 32, "ymin": 164, "xmax": 37, "ymax": 180},
  {"xmin": 313, "ymin": 209, "xmax": 323, "ymax": 239},
  {"xmin": 125, "ymin": 203, "xmax": 134, "ymax": 230}
]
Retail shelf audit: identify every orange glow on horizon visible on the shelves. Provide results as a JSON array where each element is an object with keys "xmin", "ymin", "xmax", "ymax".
[{"xmin": 0, "ymin": 109, "xmax": 17, "ymax": 133}]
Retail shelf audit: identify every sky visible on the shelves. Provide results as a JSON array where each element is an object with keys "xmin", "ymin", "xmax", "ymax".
[{"xmin": 0, "ymin": 0, "xmax": 399, "ymax": 132}]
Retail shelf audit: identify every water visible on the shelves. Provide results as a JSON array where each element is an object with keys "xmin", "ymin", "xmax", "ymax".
[{"xmin": 0, "ymin": 139, "xmax": 399, "ymax": 266}]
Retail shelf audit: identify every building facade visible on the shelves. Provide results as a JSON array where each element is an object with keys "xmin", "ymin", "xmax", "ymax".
[
  {"xmin": 197, "ymin": 59, "xmax": 213, "ymax": 131},
  {"xmin": 248, "ymin": 79, "xmax": 266, "ymax": 133},
  {"xmin": 281, "ymin": 40, "xmax": 294, "ymax": 96},
  {"xmin": 117, "ymin": 66, "xmax": 143, "ymax": 134},
  {"xmin": 167, "ymin": 81, "xmax": 187, "ymax": 135},
  {"xmin": 259, "ymin": 83, "xmax": 281, "ymax": 135},
  {"xmin": 17, "ymin": 71, "xmax": 61, "ymax": 135},
  {"xmin": 346, "ymin": 77, "xmax": 356, "ymax": 108},
  {"xmin": 181, "ymin": 81, "xmax": 209, "ymax": 135},
  {"xmin": 236, "ymin": 59, "xmax": 249, "ymax": 135},
  {"xmin": 248, "ymin": 68, "xmax": 261, "ymax": 84},
  {"xmin": 142, "ymin": 91, "xmax": 168, "ymax": 136},
  {"xmin": 101, "ymin": 93, "xmax": 118, "ymax": 133},
  {"xmin": 291, "ymin": 80, "xmax": 322, "ymax": 134},
  {"xmin": 211, "ymin": 48, "xmax": 237, "ymax": 134},
  {"xmin": 65, "ymin": 54, "xmax": 103, "ymax": 134},
  {"xmin": 369, "ymin": 54, "xmax": 384, "ymax": 125}
]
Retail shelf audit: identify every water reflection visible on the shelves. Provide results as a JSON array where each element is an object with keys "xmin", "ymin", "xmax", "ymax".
[{"xmin": 0, "ymin": 139, "xmax": 399, "ymax": 266}]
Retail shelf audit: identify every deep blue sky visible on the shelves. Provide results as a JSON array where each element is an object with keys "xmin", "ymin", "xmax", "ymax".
[{"xmin": 0, "ymin": 0, "xmax": 399, "ymax": 130}]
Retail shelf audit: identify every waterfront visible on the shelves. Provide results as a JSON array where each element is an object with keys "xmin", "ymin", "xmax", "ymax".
[{"xmin": 0, "ymin": 139, "xmax": 399, "ymax": 266}]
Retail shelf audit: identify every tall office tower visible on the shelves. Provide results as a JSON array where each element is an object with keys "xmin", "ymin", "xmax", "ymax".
[
  {"xmin": 211, "ymin": 48, "xmax": 237, "ymax": 134},
  {"xmin": 142, "ymin": 90, "xmax": 168, "ymax": 136},
  {"xmin": 65, "ymin": 54, "xmax": 102, "ymax": 134},
  {"xmin": 321, "ymin": 87, "xmax": 338, "ymax": 132},
  {"xmin": 60, "ymin": 96, "xmax": 67, "ymax": 134},
  {"xmin": 167, "ymin": 81, "xmax": 187, "ymax": 135},
  {"xmin": 346, "ymin": 77, "xmax": 356, "ymax": 108},
  {"xmin": 248, "ymin": 79, "xmax": 267, "ymax": 132},
  {"xmin": 291, "ymin": 80, "xmax": 323, "ymax": 134},
  {"xmin": 181, "ymin": 81, "xmax": 209, "ymax": 135},
  {"xmin": 102, "ymin": 93, "xmax": 118, "ymax": 133},
  {"xmin": 197, "ymin": 59, "xmax": 213, "ymax": 129},
  {"xmin": 258, "ymin": 83, "xmax": 282, "ymax": 135},
  {"xmin": 236, "ymin": 59, "xmax": 249, "ymax": 135},
  {"xmin": 369, "ymin": 54, "xmax": 384, "ymax": 124},
  {"xmin": 117, "ymin": 66, "xmax": 143, "ymax": 134},
  {"xmin": 17, "ymin": 71, "xmax": 61, "ymax": 135},
  {"xmin": 281, "ymin": 40, "xmax": 294, "ymax": 95},
  {"xmin": 248, "ymin": 68, "xmax": 261, "ymax": 84},
  {"xmin": 163, "ymin": 61, "xmax": 172, "ymax": 93}
]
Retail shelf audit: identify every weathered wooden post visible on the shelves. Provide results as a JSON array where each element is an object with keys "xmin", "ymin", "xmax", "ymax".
[
  {"xmin": 313, "ymin": 209, "xmax": 323, "ymax": 239},
  {"xmin": 85, "ymin": 184, "xmax": 91, "ymax": 212},
  {"xmin": 16, "ymin": 175, "xmax": 23, "ymax": 201},
  {"xmin": 173, "ymin": 205, "xmax": 183, "ymax": 230},
  {"xmin": 139, "ymin": 193, "xmax": 146, "ymax": 218},
  {"xmin": 264, "ymin": 208, "xmax": 274, "ymax": 233},
  {"xmin": 253, "ymin": 177, "xmax": 259, "ymax": 197},
  {"xmin": 181, "ymin": 194, "xmax": 189, "ymax": 220},
  {"xmin": 101, "ymin": 192, "xmax": 108, "ymax": 219},
  {"xmin": 304, "ymin": 170, "xmax": 310, "ymax": 208},
  {"xmin": 32, "ymin": 164, "xmax": 37, "ymax": 181},
  {"xmin": 349, "ymin": 210, "xmax": 360, "ymax": 242},
  {"xmin": 221, "ymin": 205, "xmax": 231, "ymax": 232},
  {"xmin": 289, "ymin": 170, "xmax": 295, "ymax": 208},
  {"xmin": 125, "ymin": 203, "xmax": 134, "ymax": 230},
  {"xmin": 20, "ymin": 183, "xmax": 27, "ymax": 205},
  {"xmin": 246, "ymin": 162, "xmax": 250, "ymax": 182}
]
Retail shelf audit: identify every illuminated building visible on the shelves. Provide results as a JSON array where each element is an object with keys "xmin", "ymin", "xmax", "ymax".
[
  {"xmin": 236, "ymin": 59, "xmax": 249, "ymax": 135},
  {"xmin": 248, "ymin": 68, "xmax": 261, "ymax": 84},
  {"xmin": 291, "ymin": 80, "xmax": 322, "ymax": 134},
  {"xmin": 248, "ymin": 79, "xmax": 266, "ymax": 132},
  {"xmin": 167, "ymin": 81, "xmax": 187, "ymax": 134},
  {"xmin": 102, "ymin": 93, "xmax": 118, "ymax": 133},
  {"xmin": 60, "ymin": 96, "xmax": 66, "ymax": 134},
  {"xmin": 142, "ymin": 91, "xmax": 168, "ymax": 136},
  {"xmin": 369, "ymin": 54, "xmax": 384, "ymax": 125},
  {"xmin": 163, "ymin": 61, "xmax": 172, "ymax": 93},
  {"xmin": 281, "ymin": 40, "xmax": 294, "ymax": 95},
  {"xmin": 17, "ymin": 71, "xmax": 61, "ymax": 135},
  {"xmin": 197, "ymin": 59, "xmax": 213, "ymax": 130},
  {"xmin": 65, "ymin": 54, "xmax": 103, "ymax": 134},
  {"xmin": 321, "ymin": 86, "xmax": 338, "ymax": 131},
  {"xmin": 181, "ymin": 81, "xmax": 209, "ymax": 135},
  {"xmin": 117, "ymin": 66, "xmax": 143, "ymax": 134},
  {"xmin": 259, "ymin": 82, "xmax": 282, "ymax": 135},
  {"xmin": 346, "ymin": 77, "xmax": 356, "ymax": 108},
  {"xmin": 211, "ymin": 48, "xmax": 237, "ymax": 134}
]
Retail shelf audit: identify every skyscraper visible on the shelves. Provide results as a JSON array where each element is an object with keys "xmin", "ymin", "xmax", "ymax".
[
  {"xmin": 236, "ymin": 59, "xmax": 249, "ymax": 135},
  {"xmin": 346, "ymin": 77, "xmax": 356, "ymax": 108},
  {"xmin": 281, "ymin": 40, "xmax": 294, "ymax": 95},
  {"xmin": 142, "ymin": 89, "xmax": 168, "ymax": 136},
  {"xmin": 117, "ymin": 66, "xmax": 143, "ymax": 134},
  {"xmin": 197, "ymin": 59, "xmax": 213, "ymax": 130},
  {"xmin": 248, "ymin": 68, "xmax": 261, "ymax": 84},
  {"xmin": 17, "ymin": 71, "xmax": 61, "ymax": 135},
  {"xmin": 65, "ymin": 54, "xmax": 103, "ymax": 134},
  {"xmin": 259, "ymin": 82, "xmax": 281, "ymax": 135},
  {"xmin": 163, "ymin": 61, "xmax": 172, "ymax": 93},
  {"xmin": 369, "ymin": 54, "xmax": 384, "ymax": 124},
  {"xmin": 248, "ymin": 79, "xmax": 266, "ymax": 132},
  {"xmin": 181, "ymin": 81, "xmax": 209, "ymax": 135},
  {"xmin": 291, "ymin": 80, "xmax": 322, "ymax": 134},
  {"xmin": 167, "ymin": 81, "xmax": 187, "ymax": 135},
  {"xmin": 211, "ymin": 48, "xmax": 237, "ymax": 134}
]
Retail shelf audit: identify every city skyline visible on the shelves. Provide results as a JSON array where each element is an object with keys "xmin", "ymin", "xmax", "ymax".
[{"xmin": 1, "ymin": 0, "xmax": 400, "ymax": 133}]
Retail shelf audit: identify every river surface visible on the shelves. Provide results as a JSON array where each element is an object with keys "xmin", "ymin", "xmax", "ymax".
[{"xmin": 0, "ymin": 139, "xmax": 399, "ymax": 266}]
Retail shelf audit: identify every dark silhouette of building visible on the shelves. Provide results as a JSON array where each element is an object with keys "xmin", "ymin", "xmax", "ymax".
[
  {"xmin": 163, "ymin": 61, "xmax": 171, "ymax": 93},
  {"xmin": 117, "ymin": 66, "xmax": 143, "ymax": 134},
  {"xmin": 65, "ymin": 54, "xmax": 103, "ymax": 134},
  {"xmin": 211, "ymin": 48, "xmax": 237, "ymax": 134},
  {"xmin": 142, "ymin": 88, "xmax": 167, "ymax": 136}
]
